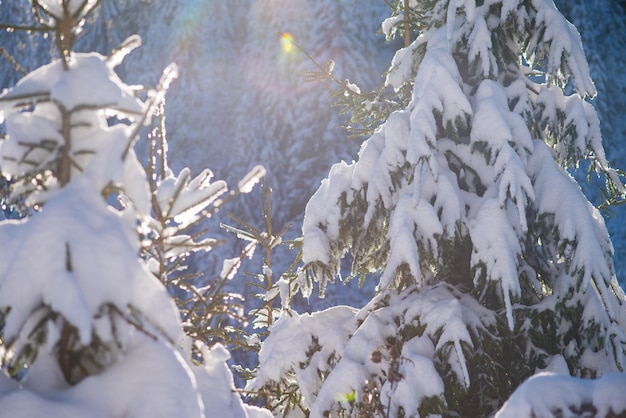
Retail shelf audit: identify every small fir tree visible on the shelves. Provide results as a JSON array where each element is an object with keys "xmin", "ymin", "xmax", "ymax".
[
  {"xmin": 0, "ymin": 1, "xmax": 269, "ymax": 416},
  {"xmin": 250, "ymin": 0, "xmax": 626, "ymax": 416}
]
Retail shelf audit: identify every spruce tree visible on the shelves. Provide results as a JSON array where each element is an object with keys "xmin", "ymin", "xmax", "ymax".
[
  {"xmin": 0, "ymin": 1, "xmax": 269, "ymax": 416},
  {"xmin": 250, "ymin": 0, "xmax": 626, "ymax": 416}
]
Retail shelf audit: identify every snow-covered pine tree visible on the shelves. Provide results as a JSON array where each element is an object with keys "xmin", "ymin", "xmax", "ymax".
[
  {"xmin": 0, "ymin": 1, "xmax": 269, "ymax": 416},
  {"xmin": 554, "ymin": 0, "xmax": 626, "ymax": 286},
  {"xmin": 250, "ymin": 0, "xmax": 626, "ymax": 416}
]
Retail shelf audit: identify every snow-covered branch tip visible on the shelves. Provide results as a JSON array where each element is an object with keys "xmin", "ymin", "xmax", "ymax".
[
  {"xmin": 121, "ymin": 62, "xmax": 179, "ymax": 161},
  {"xmin": 238, "ymin": 165, "xmax": 266, "ymax": 194},
  {"xmin": 107, "ymin": 34, "xmax": 142, "ymax": 68}
]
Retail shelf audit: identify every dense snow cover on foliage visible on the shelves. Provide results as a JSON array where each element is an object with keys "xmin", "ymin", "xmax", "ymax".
[
  {"xmin": 496, "ymin": 372, "xmax": 626, "ymax": 417},
  {"xmin": 1, "ymin": 0, "xmax": 626, "ymax": 417},
  {"xmin": 0, "ymin": 338, "xmax": 270, "ymax": 418},
  {"xmin": 0, "ymin": 7, "xmax": 270, "ymax": 413},
  {"xmin": 255, "ymin": 0, "xmax": 626, "ymax": 416},
  {"xmin": 1, "ymin": 0, "xmax": 624, "ymax": 285}
]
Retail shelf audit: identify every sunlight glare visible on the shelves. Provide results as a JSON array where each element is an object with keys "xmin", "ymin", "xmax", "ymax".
[{"xmin": 280, "ymin": 32, "xmax": 294, "ymax": 54}]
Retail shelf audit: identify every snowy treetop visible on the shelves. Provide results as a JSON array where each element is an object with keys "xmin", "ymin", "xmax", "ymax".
[
  {"xmin": 0, "ymin": 53, "xmax": 144, "ymax": 115},
  {"xmin": 385, "ymin": 0, "xmax": 596, "ymax": 97},
  {"xmin": 0, "ymin": 50, "xmax": 151, "ymax": 211}
]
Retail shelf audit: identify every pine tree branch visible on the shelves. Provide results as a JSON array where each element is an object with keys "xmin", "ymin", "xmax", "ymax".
[
  {"xmin": 0, "ymin": 47, "xmax": 28, "ymax": 76},
  {"xmin": 0, "ymin": 23, "xmax": 51, "ymax": 32}
]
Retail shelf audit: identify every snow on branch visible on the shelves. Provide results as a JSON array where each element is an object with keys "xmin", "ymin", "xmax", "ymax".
[
  {"xmin": 248, "ymin": 306, "xmax": 358, "ymax": 412},
  {"xmin": 301, "ymin": 284, "xmax": 495, "ymax": 417},
  {"xmin": 529, "ymin": 141, "xmax": 617, "ymax": 313},
  {"xmin": 529, "ymin": 0, "xmax": 596, "ymax": 97},
  {"xmin": 496, "ymin": 372, "xmax": 626, "ymax": 417},
  {"xmin": 0, "ymin": 180, "xmax": 181, "ymax": 352},
  {"xmin": 0, "ymin": 53, "xmax": 144, "ymax": 114}
]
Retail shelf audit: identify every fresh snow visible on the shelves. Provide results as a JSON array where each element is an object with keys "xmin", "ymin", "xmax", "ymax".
[
  {"xmin": 0, "ymin": 25, "xmax": 272, "ymax": 417},
  {"xmin": 0, "ymin": 53, "xmax": 144, "ymax": 115},
  {"xmin": 0, "ymin": 179, "xmax": 181, "ymax": 347},
  {"xmin": 0, "ymin": 335, "xmax": 270, "ymax": 418},
  {"xmin": 290, "ymin": 284, "xmax": 493, "ymax": 417},
  {"xmin": 2, "ymin": 0, "xmax": 626, "ymax": 416},
  {"xmin": 496, "ymin": 372, "xmax": 626, "ymax": 417},
  {"xmin": 249, "ymin": 305, "xmax": 358, "ymax": 410},
  {"xmin": 297, "ymin": 0, "xmax": 626, "ymax": 415}
]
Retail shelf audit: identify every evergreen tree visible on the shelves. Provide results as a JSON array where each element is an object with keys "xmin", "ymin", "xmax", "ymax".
[
  {"xmin": 250, "ymin": 0, "xmax": 626, "ymax": 416},
  {"xmin": 0, "ymin": 1, "xmax": 269, "ymax": 416},
  {"xmin": 554, "ymin": 0, "xmax": 626, "ymax": 285}
]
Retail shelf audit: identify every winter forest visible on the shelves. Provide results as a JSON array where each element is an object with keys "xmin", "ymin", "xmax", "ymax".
[{"xmin": 0, "ymin": 0, "xmax": 626, "ymax": 416}]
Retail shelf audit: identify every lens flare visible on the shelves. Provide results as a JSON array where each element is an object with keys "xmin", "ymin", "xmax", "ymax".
[{"xmin": 280, "ymin": 32, "xmax": 294, "ymax": 54}]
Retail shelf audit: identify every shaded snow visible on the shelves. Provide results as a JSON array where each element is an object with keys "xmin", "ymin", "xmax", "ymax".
[
  {"xmin": 496, "ymin": 372, "xmax": 626, "ymax": 417},
  {"xmin": 0, "ymin": 335, "xmax": 270, "ymax": 418}
]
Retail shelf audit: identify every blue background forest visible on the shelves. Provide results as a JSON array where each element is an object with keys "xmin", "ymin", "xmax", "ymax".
[{"xmin": 1, "ymin": 0, "xmax": 625, "ymax": 306}]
